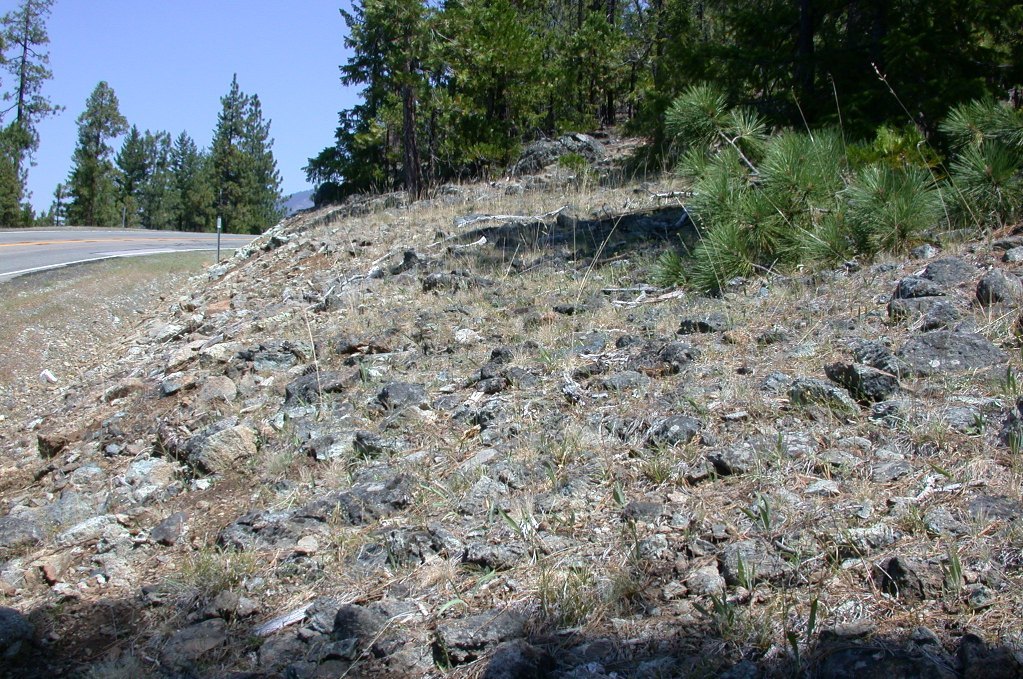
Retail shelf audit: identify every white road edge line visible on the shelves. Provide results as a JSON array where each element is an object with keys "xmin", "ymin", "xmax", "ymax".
[{"xmin": 1, "ymin": 248, "xmax": 222, "ymax": 280}]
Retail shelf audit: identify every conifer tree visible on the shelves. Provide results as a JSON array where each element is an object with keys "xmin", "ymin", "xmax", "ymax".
[
  {"xmin": 210, "ymin": 75, "xmax": 282, "ymax": 233},
  {"xmin": 168, "ymin": 131, "xmax": 214, "ymax": 232},
  {"xmin": 0, "ymin": 0, "xmax": 60, "ymax": 223},
  {"xmin": 66, "ymin": 81, "xmax": 127, "ymax": 226}
]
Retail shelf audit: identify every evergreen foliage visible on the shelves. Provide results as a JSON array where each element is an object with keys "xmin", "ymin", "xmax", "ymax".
[
  {"xmin": 210, "ymin": 75, "xmax": 283, "ymax": 234},
  {"xmin": 0, "ymin": 0, "xmax": 60, "ymax": 225},
  {"xmin": 66, "ymin": 81, "xmax": 127, "ymax": 227},
  {"xmin": 310, "ymin": 0, "xmax": 1023, "ymax": 202}
]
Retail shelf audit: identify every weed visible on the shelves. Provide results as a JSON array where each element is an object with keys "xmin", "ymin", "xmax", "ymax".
[{"xmin": 739, "ymin": 495, "xmax": 774, "ymax": 533}]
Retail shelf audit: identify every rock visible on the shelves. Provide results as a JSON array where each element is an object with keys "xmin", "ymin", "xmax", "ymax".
[
  {"xmin": 161, "ymin": 371, "xmax": 196, "ymax": 396},
  {"xmin": 893, "ymin": 276, "xmax": 946, "ymax": 299},
  {"xmin": 788, "ymin": 377, "xmax": 858, "ymax": 414},
  {"xmin": 678, "ymin": 313, "xmax": 731, "ymax": 334},
  {"xmin": 0, "ymin": 606, "xmax": 33, "ymax": 659},
  {"xmin": 824, "ymin": 362, "xmax": 899, "ymax": 403},
  {"xmin": 483, "ymin": 640, "xmax": 554, "ymax": 679},
  {"xmin": 333, "ymin": 604, "xmax": 391, "ymax": 657},
  {"xmin": 919, "ymin": 300, "xmax": 961, "ymax": 330},
  {"xmin": 464, "ymin": 542, "xmax": 528, "ymax": 570},
  {"xmin": 189, "ymin": 424, "xmax": 259, "ymax": 474},
  {"xmin": 591, "ymin": 370, "xmax": 648, "ymax": 392},
  {"xmin": 198, "ymin": 375, "xmax": 237, "ymax": 403},
  {"xmin": 718, "ymin": 539, "xmax": 793, "ymax": 586},
  {"xmin": 976, "ymin": 269, "xmax": 1023, "ymax": 306},
  {"xmin": 376, "ymin": 382, "xmax": 427, "ymax": 410},
  {"xmin": 151, "ymin": 512, "xmax": 188, "ymax": 546},
  {"xmin": 511, "ymin": 133, "xmax": 605, "ymax": 175},
  {"xmin": 55, "ymin": 514, "xmax": 125, "ymax": 547},
  {"xmin": 36, "ymin": 426, "xmax": 74, "ymax": 459},
  {"xmin": 897, "ymin": 331, "xmax": 1005, "ymax": 376},
  {"xmin": 888, "ymin": 297, "xmax": 948, "ymax": 322},
  {"xmin": 834, "ymin": 524, "xmax": 896, "ymax": 558},
  {"xmin": 852, "ymin": 341, "xmax": 906, "ymax": 377},
  {"xmin": 160, "ymin": 618, "xmax": 228, "ymax": 668},
  {"xmin": 760, "ymin": 372, "xmax": 791, "ymax": 394},
  {"xmin": 0, "ymin": 516, "xmax": 43, "ymax": 554},
  {"xmin": 435, "ymin": 610, "xmax": 527, "ymax": 665},
  {"xmin": 968, "ymin": 495, "xmax": 1023, "ymax": 522},
  {"xmin": 686, "ymin": 564, "xmax": 726, "ymax": 596},
  {"xmin": 811, "ymin": 641, "xmax": 957, "ymax": 679},
  {"xmin": 923, "ymin": 507, "xmax": 968, "ymax": 536},
  {"xmin": 101, "ymin": 378, "xmax": 146, "ymax": 403},
  {"xmin": 706, "ymin": 443, "xmax": 759, "ymax": 476},
  {"xmin": 958, "ymin": 632, "xmax": 1023, "ymax": 678},
  {"xmin": 122, "ymin": 457, "xmax": 179, "ymax": 504},
  {"xmin": 874, "ymin": 556, "xmax": 943, "ymax": 601},
  {"xmin": 922, "ymin": 257, "xmax": 974, "ymax": 285},
  {"xmin": 910, "ymin": 244, "xmax": 938, "ymax": 259},
  {"xmin": 284, "ymin": 371, "xmax": 351, "ymax": 406},
  {"xmin": 1004, "ymin": 246, "xmax": 1023, "ymax": 263},
  {"xmin": 870, "ymin": 458, "xmax": 912, "ymax": 483},
  {"xmin": 204, "ymin": 589, "xmax": 258, "ymax": 620},
  {"xmin": 645, "ymin": 415, "xmax": 702, "ymax": 448}
]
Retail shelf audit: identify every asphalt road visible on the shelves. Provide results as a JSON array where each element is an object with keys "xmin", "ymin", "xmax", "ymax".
[{"xmin": 0, "ymin": 227, "xmax": 256, "ymax": 282}]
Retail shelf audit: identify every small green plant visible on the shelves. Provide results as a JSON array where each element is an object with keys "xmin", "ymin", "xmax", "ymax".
[
  {"xmin": 1001, "ymin": 366, "xmax": 1022, "ymax": 397},
  {"xmin": 557, "ymin": 152, "xmax": 589, "ymax": 173},
  {"xmin": 942, "ymin": 548, "xmax": 964, "ymax": 596},
  {"xmin": 739, "ymin": 495, "xmax": 773, "ymax": 532},
  {"xmin": 785, "ymin": 597, "xmax": 819, "ymax": 674},
  {"xmin": 694, "ymin": 593, "xmax": 740, "ymax": 642}
]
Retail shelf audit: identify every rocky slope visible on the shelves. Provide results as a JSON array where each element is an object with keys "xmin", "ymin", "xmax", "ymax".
[{"xmin": 2, "ymin": 141, "xmax": 1023, "ymax": 678}]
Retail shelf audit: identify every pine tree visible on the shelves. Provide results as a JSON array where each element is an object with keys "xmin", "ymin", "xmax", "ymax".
[
  {"xmin": 168, "ymin": 131, "xmax": 214, "ymax": 232},
  {"xmin": 66, "ymin": 81, "xmax": 127, "ymax": 226},
  {"xmin": 210, "ymin": 75, "xmax": 282, "ymax": 234},
  {"xmin": 115, "ymin": 125, "xmax": 146, "ymax": 226},
  {"xmin": 0, "ymin": 0, "xmax": 60, "ymax": 220}
]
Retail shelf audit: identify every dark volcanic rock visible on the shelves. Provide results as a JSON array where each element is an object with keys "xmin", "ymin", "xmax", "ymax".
[
  {"xmin": 645, "ymin": 415, "xmax": 702, "ymax": 448},
  {"xmin": 0, "ymin": 606, "xmax": 33, "ymax": 659},
  {"xmin": 896, "ymin": 332, "xmax": 1006, "ymax": 375},
  {"xmin": 976, "ymin": 269, "xmax": 1023, "ymax": 306},
  {"xmin": 922, "ymin": 257, "xmax": 975, "ymax": 285},
  {"xmin": 920, "ymin": 300, "xmax": 961, "ymax": 330},
  {"xmin": 893, "ymin": 275, "xmax": 947, "ymax": 299},
  {"xmin": 811, "ymin": 641, "xmax": 957, "ymax": 679},
  {"xmin": 284, "ymin": 370, "xmax": 351, "ymax": 406},
  {"xmin": 220, "ymin": 474, "xmax": 415, "ymax": 550},
  {"xmin": 483, "ymin": 640, "xmax": 554, "ymax": 679},
  {"xmin": 788, "ymin": 377, "xmax": 858, "ymax": 413},
  {"xmin": 958, "ymin": 632, "xmax": 1023, "ymax": 679},
  {"xmin": 825, "ymin": 362, "xmax": 900, "ymax": 403},
  {"xmin": 678, "ymin": 312, "xmax": 730, "ymax": 334},
  {"xmin": 874, "ymin": 556, "xmax": 943, "ymax": 601},
  {"xmin": 435, "ymin": 610, "xmax": 528, "ymax": 665},
  {"xmin": 160, "ymin": 618, "xmax": 228, "ymax": 668},
  {"xmin": 150, "ymin": 511, "xmax": 188, "ymax": 546},
  {"xmin": 332, "ymin": 604, "xmax": 391, "ymax": 657},
  {"xmin": 0, "ymin": 516, "xmax": 43, "ymax": 554},
  {"xmin": 376, "ymin": 382, "xmax": 427, "ymax": 410}
]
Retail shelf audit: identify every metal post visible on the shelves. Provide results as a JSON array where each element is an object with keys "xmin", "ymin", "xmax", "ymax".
[{"xmin": 216, "ymin": 216, "xmax": 222, "ymax": 263}]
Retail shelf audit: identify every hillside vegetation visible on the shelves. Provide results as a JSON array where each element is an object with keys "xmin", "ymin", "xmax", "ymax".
[{"xmin": 1, "ymin": 139, "xmax": 1022, "ymax": 677}]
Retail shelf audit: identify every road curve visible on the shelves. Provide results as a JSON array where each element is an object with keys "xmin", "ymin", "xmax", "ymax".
[{"xmin": 0, "ymin": 227, "xmax": 256, "ymax": 282}]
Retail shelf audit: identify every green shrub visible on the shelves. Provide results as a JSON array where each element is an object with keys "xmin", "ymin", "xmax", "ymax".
[{"xmin": 845, "ymin": 164, "xmax": 942, "ymax": 255}]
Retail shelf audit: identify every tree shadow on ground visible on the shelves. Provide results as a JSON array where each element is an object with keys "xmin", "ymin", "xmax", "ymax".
[
  {"xmin": 7, "ymin": 585, "xmax": 1023, "ymax": 678},
  {"xmin": 453, "ymin": 205, "xmax": 696, "ymax": 273}
]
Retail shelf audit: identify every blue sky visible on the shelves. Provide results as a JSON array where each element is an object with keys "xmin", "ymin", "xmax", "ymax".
[{"xmin": 12, "ymin": 0, "xmax": 359, "ymax": 212}]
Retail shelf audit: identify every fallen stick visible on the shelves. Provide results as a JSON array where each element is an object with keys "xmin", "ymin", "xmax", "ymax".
[{"xmin": 453, "ymin": 205, "xmax": 569, "ymax": 228}]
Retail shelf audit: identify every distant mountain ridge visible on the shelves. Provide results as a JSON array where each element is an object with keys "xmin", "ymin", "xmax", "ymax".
[{"xmin": 281, "ymin": 189, "xmax": 314, "ymax": 216}]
